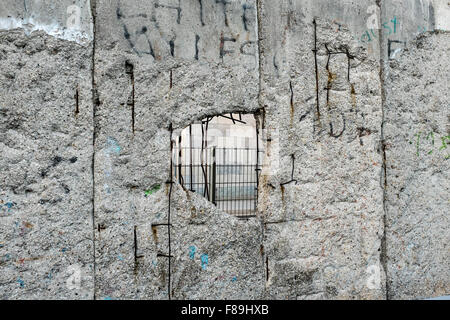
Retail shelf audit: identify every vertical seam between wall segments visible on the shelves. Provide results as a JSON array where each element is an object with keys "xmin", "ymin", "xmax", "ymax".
[
  {"xmin": 377, "ymin": 0, "xmax": 389, "ymax": 300},
  {"xmin": 90, "ymin": 0, "xmax": 97, "ymax": 301}
]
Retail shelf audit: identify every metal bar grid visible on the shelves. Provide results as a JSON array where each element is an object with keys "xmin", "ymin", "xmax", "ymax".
[{"xmin": 172, "ymin": 147, "xmax": 263, "ymax": 218}]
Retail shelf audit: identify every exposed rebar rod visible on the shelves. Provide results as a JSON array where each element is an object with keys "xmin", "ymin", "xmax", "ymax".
[
  {"xmin": 313, "ymin": 19, "xmax": 321, "ymax": 123},
  {"xmin": 166, "ymin": 124, "xmax": 174, "ymax": 299}
]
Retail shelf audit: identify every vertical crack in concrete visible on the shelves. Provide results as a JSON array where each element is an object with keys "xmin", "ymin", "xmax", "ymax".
[
  {"xmin": 75, "ymin": 86, "xmax": 80, "ymax": 115},
  {"xmin": 289, "ymin": 80, "xmax": 294, "ymax": 123},
  {"xmin": 198, "ymin": 0, "xmax": 205, "ymax": 26},
  {"xmin": 377, "ymin": 0, "xmax": 389, "ymax": 300},
  {"xmin": 312, "ymin": 19, "xmax": 321, "ymax": 125},
  {"xmin": 125, "ymin": 60, "xmax": 135, "ymax": 134},
  {"xmin": 256, "ymin": 0, "xmax": 263, "ymax": 111},
  {"xmin": 255, "ymin": 113, "xmax": 261, "ymax": 206},
  {"xmin": 324, "ymin": 44, "xmax": 332, "ymax": 110},
  {"xmin": 195, "ymin": 35, "xmax": 200, "ymax": 60},
  {"xmin": 166, "ymin": 124, "xmax": 174, "ymax": 300},
  {"xmin": 134, "ymin": 226, "xmax": 138, "ymax": 272},
  {"xmin": 346, "ymin": 48, "xmax": 351, "ymax": 82},
  {"xmin": 90, "ymin": 0, "xmax": 98, "ymax": 301},
  {"xmin": 134, "ymin": 226, "xmax": 144, "ymax": 275},
  {"xmin": 256, "ymin": 0, "xmax": 268, "ymax": 295}
]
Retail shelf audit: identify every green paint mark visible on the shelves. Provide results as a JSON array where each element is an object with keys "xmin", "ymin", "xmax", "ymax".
[
  {"xmin": 439, "ymin": 136, "xmax": 449, "ymax": 151},
  {"xmin": 145, "ymin": 185, "xmax": 161, "ymax": 197},
  {"xmin": 414, "ymin": 132, "xmax": 421, "ymax": 157},
  {"xmin": 391, "ymin": 16, "xmax": 398, "ymax": 33},
  {"xmin": 426, "ymin": 132, "xmax": 435, "ymax": 144},
  {"xmin": 426, "ymin": 132, "xmax": 435, "ymax": 155},
  {"xmin": 361, "ymin": 30, "xmax": 372, "ymax": 43},
  {"xmin": 414, "ymin": 132, "xmax": 449, "ymax": 159},
  {"xmin": 382, "ymin": 22, "xmax": 392, "ymax": 35},
  {"xmin": 370, "ymin": 29, "xmax": 377, "ymax": 39}
]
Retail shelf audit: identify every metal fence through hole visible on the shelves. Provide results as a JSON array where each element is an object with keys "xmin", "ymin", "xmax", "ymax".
[{"xmin": 172, "ymin": 147, "xmax": 263, "ymax": 218}]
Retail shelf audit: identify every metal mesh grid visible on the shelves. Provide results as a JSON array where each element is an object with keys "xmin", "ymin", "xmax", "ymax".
[{"xmin": 172, "ymin": 147, "xmax": 262, "ymax": 218}]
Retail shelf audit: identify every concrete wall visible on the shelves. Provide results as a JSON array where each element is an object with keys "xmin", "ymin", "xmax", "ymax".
[
  {"xmin": 383, "ymin": 31, "xmax": 449, "ymax": 300},
  {"xmin": 0, "ymin": 0, "xmax": 94, "ymax": 299},
  {"xmin": 0, "ymin": 0, "xmax": 448, "ymax": 300}
]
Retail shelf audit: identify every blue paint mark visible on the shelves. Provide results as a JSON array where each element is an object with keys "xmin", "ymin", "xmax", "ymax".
[
  {"xmin": 3, "ymin": 202, "xmax": 15, "ymax": 213},
  {"xmin": 104, "ymin": 296, "xmax": 113, "ymax": 300},
  {"xmin": 200, "ymin": 253, "xmax": 208, "ymax": 270},
  {"xmin": 118, "ymin": 254, "xmax": 124, "ymax": 261},
  {"xmin": 17, "ymin": 278, "xmax": 24, "ymax": 288},
  {"xmin": 189, "ymin": 246, "xmax": 196, "ymax": 260},
  {"xmin": 418, "ymin": 26, "xmax": 427, "ymax": 34},
  {"xmin": 62, "ymin": 248, "xmax": 67, "ymax": 253},
  {"xmin": 152, "ymin": 260, "xmax": 157, "ymax": 267},
  {"xmin": 107, "ymin": 137, "xmax": 121, "ymax": 155},
  {"xmin": 231, "ymin": 276, "xmax": 237, "ymax": 282}
]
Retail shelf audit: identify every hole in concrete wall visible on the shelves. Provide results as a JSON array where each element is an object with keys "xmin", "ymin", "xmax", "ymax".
[{"xmin": 172, "ymin": 113, "xmax": 263, "ymax": 218}]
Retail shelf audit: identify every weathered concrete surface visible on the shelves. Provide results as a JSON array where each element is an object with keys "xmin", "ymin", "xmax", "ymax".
[
  {"xmin": 169, "ymin": 185, "xmax": 265, "ymax": 299},
  {"xmin": 0, "ymin": 0, "xmax": 448, "ymax": 300},
  {"xmin": 258, "ymin": 0, "xmax": 385, "ymax": 300},
  {"xmin": 379, "ymin": 0, "xmax": 435, "ymax": 61},
  {"xmin": 0, "ymin": 29, "xmax": 94, "ymax": 299},
  {"xmin": 0, "ymin": 0, "xmax": 93, "ymax": 44},
  {"xmin": 383, "ymin": 31, "xmax": 450, "ymax": 300},
  {"xmin": 432, "ymin": 0, "xmax": 450, "ymax": 31},
  {"xmin": 92, "ymin": 0, "xmax": 261, "ymax": 299}
]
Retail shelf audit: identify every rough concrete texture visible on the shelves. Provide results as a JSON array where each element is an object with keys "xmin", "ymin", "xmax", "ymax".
[
  {"xmin": 258, "ymin": 0, "xmax": 385, "ymax": 300},
  {"xmin": 92, "ymin": 0, "xmax": 260, "ymax": 299},
  {"xmin": 0, "ymin": 0, "xmax": 448, "ymax": 300},
  {"xmin": 383, "ymin": 31, "xmax": 449, "ymax": 300},
  {"xmin": 0, "ymin": 29, "xmax": 94, "ymax": 299}
]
